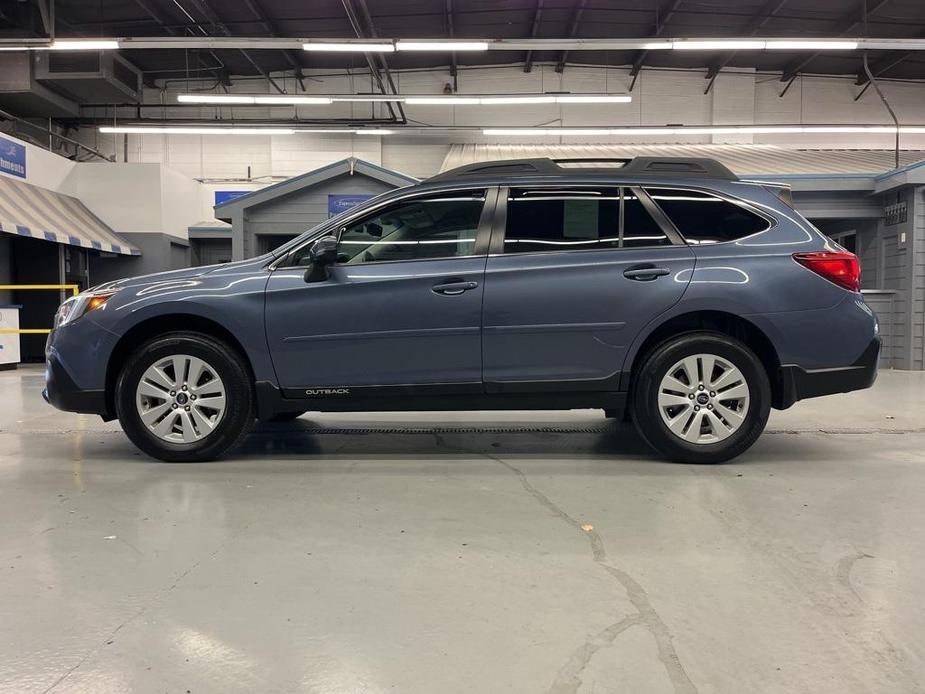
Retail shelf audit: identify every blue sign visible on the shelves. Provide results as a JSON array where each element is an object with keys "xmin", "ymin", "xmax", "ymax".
[
  {"xmin": 328, "ymin": 194, "xmax": 373, "ymax": 218},
  {"xmin": 214, "ymin": 190, "xmax": 250, "ymax": 206},
  {"xmin": 0, "ymin": 136, "xmax": 26, "ymax": 179}
]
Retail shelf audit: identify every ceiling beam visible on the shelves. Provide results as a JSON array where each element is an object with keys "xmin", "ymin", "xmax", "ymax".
[
  {"xmin": 554, "ymin": 0, "xmax": 588, "ymax": 74},
  {"xmin": 445, "ymin": 0, "xmax": 457, "ymax": 79},
  {"xmin": 779, "ymin": 0, "xmax": 890, "ymax": 81},
  {"xmin": 855, "ymin": 50, "xmax": 912, "ymax": 85},
  {"xmin": 629, "ymin": 0, "xmax": 683, "ymax": 80},
  {"xmin": 133, "ymin": 0, "xmax": 225, "ymax": 77},
  {"xmin": 353, "ymin": 0, "xmax": 407, "ymax": 121},
  {"xmin": 341, "ymin": 0, "xmax": 405, "ymax": 123},
  {"xmin": 239, "ymin": 0, "xmax": 305, "ymax": 88},
  {"xmin": 183, "ymin": 0, "xmax": 286, "ymax": 93},
  {"xmin": 704, "ymin": 0, "xmax": 787, "ymax": 93},
  {"xmin": 523, "ymin": 0, "xmax": 545, "ymax": 73}
]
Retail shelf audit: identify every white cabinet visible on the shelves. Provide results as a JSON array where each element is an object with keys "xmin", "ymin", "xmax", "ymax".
[{"xmin": 0, "ymin": 306, "xmax": 21, "ymax": 366}]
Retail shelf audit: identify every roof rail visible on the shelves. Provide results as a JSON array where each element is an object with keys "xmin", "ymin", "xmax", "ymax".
[{"xmin": 427, "ymin": 156, "xmax": 738, "ymax": 182}]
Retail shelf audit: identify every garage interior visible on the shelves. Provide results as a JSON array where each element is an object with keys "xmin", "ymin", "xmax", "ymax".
[{"xmin": 1, "ymin": 1, "xmax": 925, "ymax": 692}]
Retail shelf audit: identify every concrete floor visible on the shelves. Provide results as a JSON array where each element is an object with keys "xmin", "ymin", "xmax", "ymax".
[{"xmin": 1, "ymin": 366, "xmax": 924, "ymax": 694}]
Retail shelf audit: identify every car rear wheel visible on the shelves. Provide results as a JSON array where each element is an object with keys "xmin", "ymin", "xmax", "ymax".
[
  {"xmin": 631, "ymin": 332, "xmax": 770, "ymax": 464},
  {"xmin": 116, "ymin": 332, "xmax": 255, "ymax": 462}
]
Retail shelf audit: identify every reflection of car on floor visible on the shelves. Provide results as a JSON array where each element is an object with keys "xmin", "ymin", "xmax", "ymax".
[{"xmin": 44, "ymin": 157, "xmax": 879, "ymax": 463}]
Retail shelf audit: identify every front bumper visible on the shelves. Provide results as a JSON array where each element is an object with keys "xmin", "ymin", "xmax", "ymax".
[
  {"xmin": 43, "ymin": 351, "xmax": 111, "ymax": 417},
  {"xmin": 776, "ymin": 337, "xmax": 881, "ymax": 409}
]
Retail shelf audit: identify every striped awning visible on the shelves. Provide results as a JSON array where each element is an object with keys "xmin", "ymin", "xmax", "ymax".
[{"xmin": 0, "ymin": 175, "xmax": 139, "ymax": 256}]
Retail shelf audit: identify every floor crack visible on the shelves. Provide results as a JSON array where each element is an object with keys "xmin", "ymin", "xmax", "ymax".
[{"xmin": 486, "ymin": 453, "xmax": 699, "ymax": 694}]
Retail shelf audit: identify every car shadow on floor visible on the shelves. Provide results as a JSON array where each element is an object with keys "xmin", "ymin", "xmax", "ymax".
[{"xmin": 234, "ymin": 418, "xmax": 667, "ymax": 462}]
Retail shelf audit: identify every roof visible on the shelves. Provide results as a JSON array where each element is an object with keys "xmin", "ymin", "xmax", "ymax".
[
  {"xmin": 0, "ymin": 175, "xmax": 139, "ymax": 256},
  {"xmin": 440, "ymin": 144, "xmax": 925, "ymax": 178},
  {"xmin": 214, "ymin": 158, "xmax": 418, "ymax": 220},
  {"xmin": 34, "ymin": 1, "xmax": 925, "ymax": 82}
]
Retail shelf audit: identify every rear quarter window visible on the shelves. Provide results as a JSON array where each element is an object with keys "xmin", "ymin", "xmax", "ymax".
[{"xmin": 646, "ymin": 188, "xmax": 770, "ymax": 244}]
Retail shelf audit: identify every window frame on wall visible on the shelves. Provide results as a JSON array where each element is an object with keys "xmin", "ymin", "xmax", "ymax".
[
  {"xmin": 489, "ymin": 185, "xmax": 685, "ymax": 256},
  {"xmin": 828, "ymin": 229, "xmax": 857, "ymax": 255},
  {"xmin": 642, "ymin": 185, "xmax": 775, "ymax": 246}
]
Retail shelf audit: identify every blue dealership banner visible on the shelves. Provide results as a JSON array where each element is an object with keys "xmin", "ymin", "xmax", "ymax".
[
  {"xmin": 328, "ymin": 194, "xmax": 373, "ymax": 217},
  {"xmin": 214, "ymin": 190, "xmax": 250, "ymax": 206},
  {"xmin": 0, "ymin": 136, "xmax": 26, "ymax": 179}
]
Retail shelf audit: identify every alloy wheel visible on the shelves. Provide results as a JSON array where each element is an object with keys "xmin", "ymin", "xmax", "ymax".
[
  {"xmin": 135, "ymin": 354, "xmax": 226, "ymax": 443},
  {"xmin": 657, "ymin": 353, "xmax": 750, "ymax": 445}
]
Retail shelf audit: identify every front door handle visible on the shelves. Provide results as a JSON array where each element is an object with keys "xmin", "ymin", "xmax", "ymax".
[
  {"xmin": 623, "ymin": 266, "xmax": 670, "ymax": 281},
  {"xmin": 432, "ymin": 280, "xmax": 479, "ymax": 295}
]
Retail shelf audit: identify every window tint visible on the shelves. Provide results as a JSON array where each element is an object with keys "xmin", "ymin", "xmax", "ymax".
[
  {"xmin": 503, "ymin": 188, "xmax": 670, "ymax": 254},
  {"xmin": 646, "ymin": 188, "xmax": 770, "ymax": 244},
  {"xmin": 291, "ymin": 191, "xmax": 485, "ymax": 266}
]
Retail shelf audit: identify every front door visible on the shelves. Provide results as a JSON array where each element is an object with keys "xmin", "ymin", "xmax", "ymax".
[
  {"xmin": 482, "ymin": 186, "xmax": 695, "ymax": 390},
  {"xmin": 265, "ymin": 188, "xmax": 495, "ymax": 391}
]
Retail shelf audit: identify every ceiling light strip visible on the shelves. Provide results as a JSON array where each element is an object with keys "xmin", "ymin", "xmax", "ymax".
[
  {"xmin": 177, "ymin": 93, "xmax": 632, "ymax": 106},
  {"xmin": 4, "ymin": 37, "xmax": 925, "ymax": 52},
  {"xmin": 482, "ymin": 126, "xmax": 925, "ymax": 135}
]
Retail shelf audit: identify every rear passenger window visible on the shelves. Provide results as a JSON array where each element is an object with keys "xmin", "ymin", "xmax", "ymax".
[
  {"xmin": 646, "ymin": 188, "xmax": 770, "ymax": 244},
  {"xmin": 504, "ymin": 188, "xmax": 671, "ymax": 254}
]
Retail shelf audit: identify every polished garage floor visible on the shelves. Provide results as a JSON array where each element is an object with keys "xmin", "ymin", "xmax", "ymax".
[{"xmin": 1, "ymin": 366, "xmax": 924, "ymax": 694}]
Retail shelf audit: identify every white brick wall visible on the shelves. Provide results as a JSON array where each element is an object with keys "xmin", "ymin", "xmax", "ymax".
[{"xmin": 76, "ymin": 63, "xmax": 925, "ymax": 181}]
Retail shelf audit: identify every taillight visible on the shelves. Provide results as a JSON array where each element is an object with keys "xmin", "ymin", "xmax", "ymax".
[{"xmin": 792, "ymin": 251, "xmax": 860, "ymax": 292}]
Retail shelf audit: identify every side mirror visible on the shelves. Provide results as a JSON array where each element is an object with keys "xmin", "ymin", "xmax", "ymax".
[{"xmin": 304, "ymin": 235, "xmax": 338, "ymax": 283}]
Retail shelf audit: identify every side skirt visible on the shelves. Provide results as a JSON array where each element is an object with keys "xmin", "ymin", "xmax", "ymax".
[{"xmin": 255, "ymin": 381, "xmax": 626, "ymax": 419}]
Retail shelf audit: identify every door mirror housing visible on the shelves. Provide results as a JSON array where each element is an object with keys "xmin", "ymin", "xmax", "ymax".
[{"xmin": 304, "ymin": 235, "xmax": 338, "ymax": 283}]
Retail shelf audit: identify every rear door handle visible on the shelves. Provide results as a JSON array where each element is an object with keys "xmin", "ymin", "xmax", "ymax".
[
  {"xmin": 432, "ymin": 280, "xmax": 479, "ymax": 295},
  {"xmin": 623, "ymin": 266, "xmax": 670, "ymax": 281}
]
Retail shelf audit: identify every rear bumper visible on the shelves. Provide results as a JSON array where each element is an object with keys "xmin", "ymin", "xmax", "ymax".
[
  {"xmin": 776, "ymin": 337, "xmax": 880, "ymax": 409},
  {"xmin": 43, "ymin": 351, "xmax": 111, "ymax": 417}
]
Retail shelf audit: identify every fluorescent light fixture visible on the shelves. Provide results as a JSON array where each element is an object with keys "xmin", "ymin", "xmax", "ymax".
[
  {"xmin": 178, "ymin": 92, "xmax": 632, "ymax": 106},
  {"xmin": 302, "ymin": 41, "xmax": 394, "ymax": 52},
  {"xmin": 641, "ymin": 41, "xmax": 674, "ymax": 50},
  {"xmin": 480, "ymin": 96, "xmax": 557, "ymax": 105},
  {"xmin": 673, "ymin": 40, "xmax": 767, "ymax": 50},
  {"xmin": 765, "ymin": 40, "xmax": 859, "ymax": 50},
  {"xmin": 177, "ymin": 94, "xmax": 256, "ymax": 104},
  {"xmin": 254, "ymin": 96, "xmax": 334, "ymax": 105},
  {"xmin": 405, "ymin": 97, "xmax": 482, "ymax": 105},
  {"xmin": 482, "ymin": 125, "xmax": 925, "ymax": 136},
  {"xmin": 49, "ymin": 39, "xmax": 120, "ymax": 50},
  {"xmin": 100, "ymin": 126, "xmax": 295, "ymax": 135},
  {"xmin": 354, "ymin": 129, "xmax": 394, "ymax": 135},
  {"xmin": 555, "ymin": 95, "xmax": 633, "ymax": 103},
  {"xmin": 396, "ymin": 40, "xmax": 489, "ymax": 51},
  {"xmin": 332, "ymin": 95, "xmax": 402, "ymax": 102}
]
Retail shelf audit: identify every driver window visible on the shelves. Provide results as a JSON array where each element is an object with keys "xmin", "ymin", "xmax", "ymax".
[{"xmin": 336, "ymin": 190, "xmax": 485, "ymax": 264}]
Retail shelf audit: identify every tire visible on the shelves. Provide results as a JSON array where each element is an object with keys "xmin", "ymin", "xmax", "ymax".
[
  {"xmin": 115, "ymin": 331, "xmax": 255, "ymax": 462},
  {"xmin": 631, "ymin": 332, "xmax": 770, "ymax": 464}
]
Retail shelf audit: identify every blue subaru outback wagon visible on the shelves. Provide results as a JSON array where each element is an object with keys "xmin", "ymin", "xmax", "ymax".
[{"xmin": 44, "ymin": 157, "xmax": 879, "ymax": 463}]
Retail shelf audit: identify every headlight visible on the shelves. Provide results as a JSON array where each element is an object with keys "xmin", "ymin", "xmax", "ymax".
[{"xmin": 53, "ymin": 289, "xmax": 119, "ymax": 329}]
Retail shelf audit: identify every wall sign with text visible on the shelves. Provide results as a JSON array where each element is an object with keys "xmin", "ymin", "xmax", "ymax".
[
  {"xmin": 0, "ymin": 136, "xmax": 26, "ymax": 179},
  {"xmin": 328, "ymin": 194, "xmax": 373, "ymax": 218}
]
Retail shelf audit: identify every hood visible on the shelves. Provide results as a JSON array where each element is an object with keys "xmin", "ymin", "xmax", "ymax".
[{"xmin": 93, "ymin": 256, "xmax": 271, "ymax": 291}]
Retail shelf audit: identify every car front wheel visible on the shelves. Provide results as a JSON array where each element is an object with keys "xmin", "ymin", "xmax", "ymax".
[
  {"xmin": 115, "ymin": 331, "xmax": 255, "ymax": 462},
  {"xmin": 631, "ymin": 332, "xmax": 770, "ymax": 464}
]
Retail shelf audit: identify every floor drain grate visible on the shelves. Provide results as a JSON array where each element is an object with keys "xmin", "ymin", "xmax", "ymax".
[{"xmin": 255, "ymin": 426, "xmax": 617, "ymax": 436}]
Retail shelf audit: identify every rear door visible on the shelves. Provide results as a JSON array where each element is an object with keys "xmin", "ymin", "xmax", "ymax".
[{"xmin": 481, "ymin": 185, "xmax": 695, "ymax": 390}]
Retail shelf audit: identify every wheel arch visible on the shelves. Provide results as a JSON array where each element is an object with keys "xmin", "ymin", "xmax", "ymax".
[
  {"xmin": 105, "ymin": 314, "xmax": 256, "ymax": 417},
  {"xmin": 625, "ymin": 310, "xmax": 785, "ymax": 408}
]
